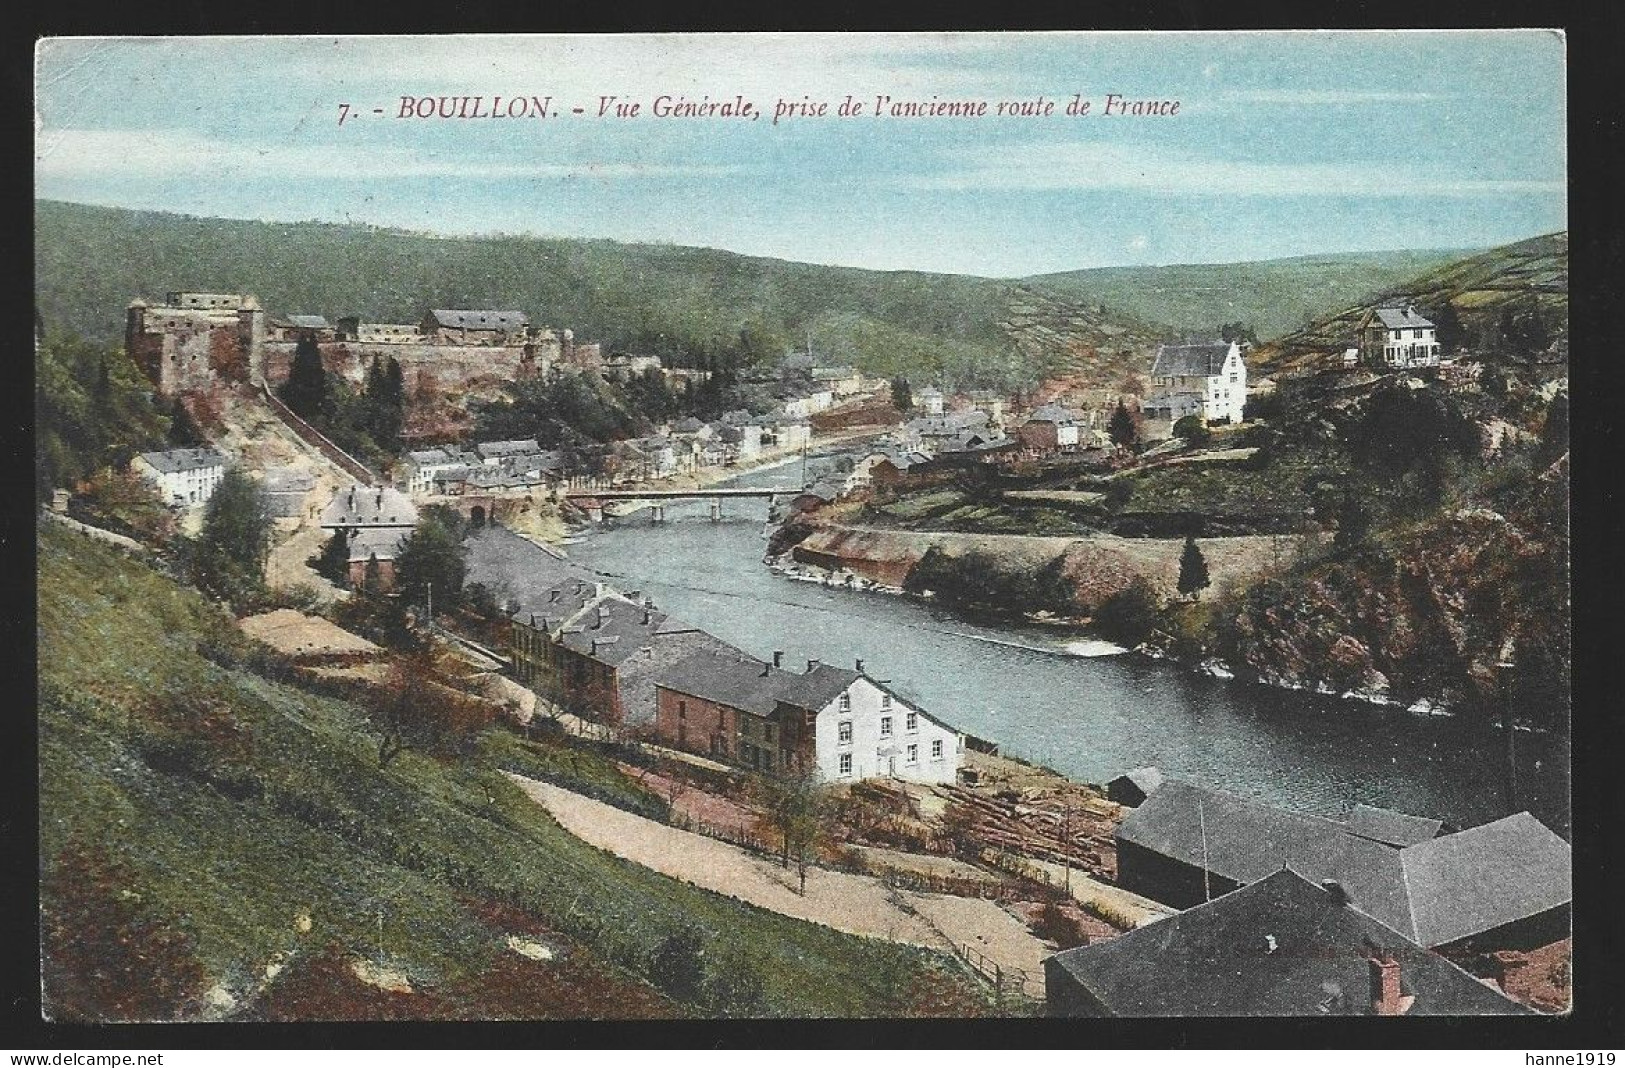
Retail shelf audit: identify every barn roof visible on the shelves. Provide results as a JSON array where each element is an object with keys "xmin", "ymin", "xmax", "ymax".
[{"xmin": 1046, "ymin": 868, "xmax": 1529, "ymax": 1016}]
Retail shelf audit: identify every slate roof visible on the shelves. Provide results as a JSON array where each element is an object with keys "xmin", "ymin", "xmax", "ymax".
[
  {"xmin": 673, "ymin": 417, "xmax": 707, "ymax": 434},
  {"xmin": 556, "ymin": 597, "xmax": 672, "ymax": 668},
  {"xmin": 1116, "ymin": 780, "xmax": 1572, "ymax": 946},
  {"xmin": 1027, "ymin": 404, "xmax": 1080, "ymax": 425},
  {"xmin": 655, "ymin": 654, "xmax": 863, "ymax": 719},
  {"xmin": 347, "ymin": 527, "xmax": 408, "ymax": 563},
  {"xmin": 1046, "ymin": 868, "xmax": 1529, "ymax": 1017},
  {"xmin": 477, "ymin": 439, "xmax": 543, "ymax": 460},
  {"xmin": 1398, "ymin": 813, "xmax": 1572, "ymax": 948},
  {"xmin": 1109, "ymin": 766, "xmax": 1165, "ymax": 797},
  {"xmin": 1373, "ymin": 306, "xmax": 1435, "ymax": 330},
  {"xmin": 408, "ymin": 448, "xmax": 457, "ymax": 466},
  {"xmin": 615, "ymin": 627, "xmax": 751, "ymax": 727},
  {"xmin": 320, "ymin": 485, "xmax": 419, "ymax": 528},
  {"xmin": 1151, "ymin": 341, "xmax": 1236, "ymax": 378},
  {"xmin": 1347, "ymin": 804, "xmax": 1443, "ymax": 848},
  {"xmin": 136, "ymin": 447, "xmax": 226, "ymax": 474},
  {"xmin": 281, "ymin": 314, "xmax": 331, "ymax": 329},
  {"xmin": 428, "ymin": 310, "xmax": 530, "ymax": 331}
]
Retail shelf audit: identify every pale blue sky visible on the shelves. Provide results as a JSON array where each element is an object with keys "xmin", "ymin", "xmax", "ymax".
[{"xmin": 35, "ymin": 32, "xmax": 1567, "ymax": 277}]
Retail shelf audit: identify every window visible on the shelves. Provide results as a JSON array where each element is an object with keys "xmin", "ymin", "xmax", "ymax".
[
  {"xmin": 764, "ymin": 723, "xmax": 774, "ymax": 744},
  {"xmin": 906, "ymin": 711, "xmax": 918, "ymax": 732},
  {"xmin": 906, "ymin": 744, "xmax": 918, "ymax": 764},
  {"xmin": 1229, "ymin": 374, "xmax": 1238, "ymax": 383},
  {"xmin": 838, "ymin": 752, "xmax": 852, "ymax": 776},
  {"xmin": 839, "ymin": 693, "xmax": 851, "ymax": 713},
  {"xmin": 880, "ymin": 716, "xmax": 892, "ymax": 736},
  {"xmin": 838, "ymin": 720, "xmax": 852, "ymax": 744},
  {"xmin": 1414, "ymin": 329, "xmax": 1423, "ymax": 339},
  {"xmin": 931, "ymin": 739, "xmax": 944, "ymax": 759},
  {"xmin": 678, "ymin": 700, "xmax": 686, "ymax": 719},
  {"xmin": 880, "ymin": 694, "xmax": 892, "ymax": 710}
]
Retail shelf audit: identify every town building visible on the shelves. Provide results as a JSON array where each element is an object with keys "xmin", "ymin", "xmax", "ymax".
[
  {"xmin": 320, "ymin": 484, "xmax": 419, "ymax": 533},
  {"xmin": 652, "ymin": 651, "xmax": 963, "ymax": 784},
  {"xmin": 1044, "ymin": 868, "xmax": 1531, "ymax": 1017},
  {"xmin": 259, "ymin": 466, "xmax": 318, "ymax": 518},
  {"xmin": 476, "ymin": 439, "xmax": 545, "ymax": 466},
  {"xmin": 346, "ymin": 527, "xmax": 409, "ymax": 591},
  {"xmin": 1114, "ymin": 779, "xmax": 1571, "ymax": 953},
  {"xmin": 916, "ymin": 386, "xmax": 945, "ymax": 417},
  {"xmin": 1358, "ymin": 306, "xmax": 1441, "ymax": 369},
  {"xmin": 269, "ymin": 314, "xmax": 336, "ymax": 342},
  {"xmin": 130, "ymin": 447, "xmax": 228, "ymax": 507},
  {"xmin": 404, "ymin": 447, "xmax": 479, "ymax": 495},
  {"xmin": 811, "ymin": 365, "xmax": 865, "ymax": 397},
  {"xmin": 1016, "ymin": 404, "xmax": 1085, "ymax": 453},
  {"xmin": 599, "ymin": 351, "xmax": 664, "ymax": 383},
  {"xmin": 126, "ymin": 293, "xmax": 266, "ymax": 396},
  {"xmin": 420, "ymin": 309, "xmax": 532, "ymax": 345},
  {"xmin": 1145, "ymin": 340, "xmax": 1247, "ymax": 426}
]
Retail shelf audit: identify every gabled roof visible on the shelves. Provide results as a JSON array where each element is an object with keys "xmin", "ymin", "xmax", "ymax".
[
  {"xmin": 1047, "ymin": 868, "xmax": 1529, "ymax": 1016},
  {"xmin": 673, "ymin": 416, "xmax": 707, "ymax": 434},
  {"xmin": 320, "ymin": 484, "xmax": 419, "ymax": 528},
  {"xmin": 136, "ymin": 448, "xmax": 226, "ymax": 474},
  {"xmin": 408, "ymin": 448, "xmax": 456, "ymax": 465},
  {"xmin": 555, "ymin": 597, "xmax": 671, "ymax": 668},
  {"xmin": 476, "ymin": 439, "xmax": 543, "ymax": 459},
  {"xmin": 1373, "ymin": 306, "xmax": 1435, "ymax": 330},
  {"xmin": 1109, "ymin": 766, "xmax": 1165, "ymax": 796},
  {"xmin": 1347, "ymin": 804, "xmax": 1443, "ymax": 848},
  {"xmin": 1027, "ymin": 404, "xmax": 1080, "ymax": 425},
  {"xmin": 1116, "ymin": 780, "xmax": 1571, "ymax": 946},
  {"xmin": 1399, "ymin": 813, "xmax": 1572, "ymax": 948},
  {"xmin": 347, "ymin": 527, "xmax": 408, "ymax": 563},
  {"xmin": 427, "ymin": 310, "xmax": 530, "ymax": 330},
  {"xmin": 1151, "ymin": 341, "xmax": 1237, "ymax": 378},
  {"xmin": 655, "ymin": 653, "xmax": 865, "ymax": 719}
]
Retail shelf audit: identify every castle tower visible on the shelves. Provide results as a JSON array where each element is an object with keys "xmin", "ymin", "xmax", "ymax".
[{"xmin": 236, "ymin": 295, "xmax": 266, "ymax": 385}]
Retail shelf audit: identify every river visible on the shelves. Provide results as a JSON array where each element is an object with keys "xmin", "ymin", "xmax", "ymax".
[{"xmin": 563, "ymin": 455, "xmax": 1570, "ymax": 835}]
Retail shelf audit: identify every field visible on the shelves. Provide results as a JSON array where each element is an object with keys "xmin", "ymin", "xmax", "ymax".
[{"xmin": 37, "ymin": 519, "xmax": 993, "ymax": 1020}]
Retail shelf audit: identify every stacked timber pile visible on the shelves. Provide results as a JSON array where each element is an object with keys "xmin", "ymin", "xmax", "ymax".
[{"xmin": 939, "ymin": 784, "xmax": 1121, "ymax": 881}]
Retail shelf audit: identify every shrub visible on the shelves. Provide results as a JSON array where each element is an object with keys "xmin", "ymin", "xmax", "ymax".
[
  {"xmin": 647, "ymin": 930, "xmax": 707, "ymax": 1004},
  {"xmin": 1092, "ymin": 577, "xmax": 1161, "ymax": 646},
  {"xmin": 1172, "ymin": 415, "xmax": 1211, "ymax": 445}
]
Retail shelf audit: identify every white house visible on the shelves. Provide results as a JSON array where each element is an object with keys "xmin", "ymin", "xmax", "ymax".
[
  {"xmin": 131, "ymin": 448, "xmax": 227, "ymax": 507},
  {"xmin": 917, "ymin": 386, "xmax": 945, "ymax": 416},
  {"xmin": 476, "ymin": 439, "xmax": 545, "ymax": 466},
  {"xmin": 782, "ymin": 388, "xmax": 834, "ymax": 420},
  {"xmin": 1146, "ymin": 340, "xmax": 1247, "ymax": 425},
  {"xmin": 404, "ymin": 447, "xmax": 477, "ymax": 495},
  {"xmin": 810, "ymin": 670, "xmax": 963, "ymax": 785},
  {"xmin": 1359, "ymin": 306, "xmax": 1441, "ymax": 369}
]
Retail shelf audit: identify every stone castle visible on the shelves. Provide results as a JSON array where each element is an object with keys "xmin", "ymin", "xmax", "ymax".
[{"xmin": 127, "ymin": 291, "xmax": 603, "ymax": 401}]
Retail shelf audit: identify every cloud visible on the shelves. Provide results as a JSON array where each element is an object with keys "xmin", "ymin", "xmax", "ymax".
[
  {"xmin": 35, "ymin": 127, "xmax": 753, "ymax": 183},
  {"xmin": 910, "ymin": 140, "xmax": 1565, "ymax": 198}
]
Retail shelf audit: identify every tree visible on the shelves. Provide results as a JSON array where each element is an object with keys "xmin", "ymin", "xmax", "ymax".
[
  {"xmin": 368, "ymin": 649, "xmax": 492, "ymax": 766},
  {"xmin": 191, "ymin": 468, "xmax": 272, "ymax": 606},
  {"xmin": 395, "ymin": 506, "xmax": 468, "ymax": 614},
  {"xmin": 362, "ymin": 552, "xmax": 383, "ymax": 595},
  {"xmin": 1172, "ymin": 414, "xmax": 1211, "ymax": 445},
  {"xmin": 754, "ymin": 768, "xmax": 826, "ymax": 895},
  {"xmin": 279, "ymin": 332, "xmax": 329, "ymax": 422},
  {"xmin": 311, "ymin": 529, "xmax": 352, "ymax": 585},
  {"xmin": 1177, "ymin": 534, "xmax": 1211, "ymax": 601},
  {"xmin": 1108, "ymin": 400, "xmax": 1138, "ymax": 449},
  {"xmin": 890, "ymin": 376, "xmax": 913, "ymax": 412},
  {"xmin": 167, "ymin": 397, "xmax": 204, "ymax": 447},
  {"xmin": 1092, "ymin": 576, "xmax": 1160, "ymax": 646},
  {"xmin": 1432, "ymin": 301, "xmax": 1467, "ymax": 353}
]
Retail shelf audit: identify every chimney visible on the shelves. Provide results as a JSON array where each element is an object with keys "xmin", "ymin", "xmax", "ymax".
[
  {"xmin": 529, "ymin": 613, "xmax": 538, "ymax": 627},
  {"xmin": 773, "ymin": 651, "xmax": 783, "ymax": 668},
  {"xmin": 643, "ymin": 609, "xmax": 652, "ymax": 625},
  {"xmin": 1321, "ymin": 879, "xmax": 1348, "ymax": 907},
  {"xmin": 855, "ymin": 658, "xmax": 865, "ymax": 673},
  {"xmin": 760, "ymin": 662, "xmax": 771, "ymax": 677},
  {"xmin": 1369, "ymin": 954, "xmax": 1406, "ymax": 1016},
  {"xmin": 590, "ymin": 640, "xmax": 599, "ymax": 656},
  {"xmin": 807, "ymin": 658, "xmax": 818, "ymax": 672},
  {"xmin": 550, "ymin": 589, "xmax": 560, "ymax": 603}
]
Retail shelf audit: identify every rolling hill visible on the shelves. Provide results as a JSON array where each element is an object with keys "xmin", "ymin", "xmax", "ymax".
[
  {"xmin": 1248, "ymin": 232, "xmax": 1568, "ymax": 377},
  {"xmin": 1024, "ymin": 249, "xmax": 1475, "ymax": 341},
  {"xmin": 35, "ymin": 200, "xmax": 1161, "ymax": 392}
]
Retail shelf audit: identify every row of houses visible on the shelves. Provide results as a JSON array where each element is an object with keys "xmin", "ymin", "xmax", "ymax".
[{"xmin": 481, "ymin": 527, "xmax": 964, "ymax": 785}]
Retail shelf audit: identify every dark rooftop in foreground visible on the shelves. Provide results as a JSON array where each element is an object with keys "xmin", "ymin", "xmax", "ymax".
[{"xmin": 1046, "ymin": 868, "xmax": 1530, "ymax": 1017}]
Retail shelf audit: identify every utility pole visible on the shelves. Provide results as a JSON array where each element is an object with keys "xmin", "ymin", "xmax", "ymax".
[
  {"xmin": 1499, "ymin": 639, "xmax": 1519, "ymax": 815},
  {"xmin": 1199, "ymin": 794, "xmax": 1212, "ymax": 903}
]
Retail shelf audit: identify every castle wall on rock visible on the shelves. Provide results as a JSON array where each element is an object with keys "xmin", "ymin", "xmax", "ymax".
[{"xmin": 258, "ymin": 339, "xmax": 552, "ymax": 400}]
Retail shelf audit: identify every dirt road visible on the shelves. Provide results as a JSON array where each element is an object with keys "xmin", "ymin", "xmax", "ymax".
[{"xmin": 505, "ymin": 773, "xmax": 1050, "ymax": 992}]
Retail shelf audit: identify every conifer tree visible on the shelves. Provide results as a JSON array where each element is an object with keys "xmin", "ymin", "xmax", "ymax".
[
  {"xmin": 1108, "ymin": 400, "xmax": 1137, "ymax": 448},
  {"xmin": 1177, "ymin": 533, "xmax": 1210, "ymax": 601}
]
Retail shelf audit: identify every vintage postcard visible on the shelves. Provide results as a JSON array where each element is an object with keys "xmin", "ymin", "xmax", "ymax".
[{"xmin": 33, "ymin": 31, "xmax": 1570, "ymax": 1025}]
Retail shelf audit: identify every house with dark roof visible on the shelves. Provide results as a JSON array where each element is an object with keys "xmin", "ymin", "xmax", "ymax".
[
  {"xmin": 131, "ymin": 448, "xmax": 228, "ymax": 507},
  {"xmin": 1105, "ymin": 766, "xmax": 1165, "ymax": 807},
  {"xmin": 421, "ymin": 309, "xmax": 531, "ymax": 344},
  {"xmin": 653, "ymin": 651, "xmax": 963, "ymax": 783},
  {"xmin": 1044, "ymin": 868, "xmax": 1532, "ymax": 1017},
  {"xmin": 1114, "ymin": 779, "xmax": 1571, "ymax": 953},
  {"xmin": 1146, "ymin": 340, "xmax": 1247, "ymax": 426},
  {"xmin": 320, "ymin": 484, "xmax": 418, "ymax": 531},
  {"xmin": 1016, "ymin": 404, "xmax": 1084, "ymax": 453},
  {"xmin": 1358, "ymin": 306, "xmax": 1440, "ymax": 369}
]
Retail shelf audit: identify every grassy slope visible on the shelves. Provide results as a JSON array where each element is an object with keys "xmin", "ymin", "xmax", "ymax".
[
  {"xmin": 1024, "ymin": 249, "xmax": 1473, "ymax": 340},
  {"xmin": 37, "ymin": 520, "xmax": 989, "ymax": 1020},
  {"xmin": 1249, "ymin": 232, "xmax": 1569, "ymax": 376}
]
